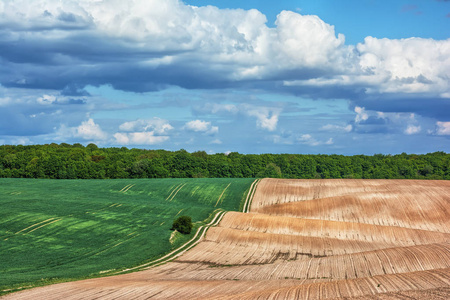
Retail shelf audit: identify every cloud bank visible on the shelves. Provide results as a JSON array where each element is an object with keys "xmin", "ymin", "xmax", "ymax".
[
  {"xmin": 1, "ymin": 0, "xmax": 448, "ymax": 102},
  {"xmin": 0, "ymin": 0, "xmax": 448, "ymax": 153}
]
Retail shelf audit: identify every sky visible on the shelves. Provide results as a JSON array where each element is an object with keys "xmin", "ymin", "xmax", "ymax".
[{"xmin": 0, "ymin": 0, "xmax": 449, "ymax": 155}]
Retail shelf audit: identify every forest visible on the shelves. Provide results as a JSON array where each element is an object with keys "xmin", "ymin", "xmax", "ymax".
[{"xmin": 0, "ymin": 143, "xmax": 448, "ymax": 180}]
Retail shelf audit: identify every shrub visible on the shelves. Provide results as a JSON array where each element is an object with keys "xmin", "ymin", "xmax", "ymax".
[{"xmin": 171, "ymin": 216, "xmax": 193, "ymax": 234}]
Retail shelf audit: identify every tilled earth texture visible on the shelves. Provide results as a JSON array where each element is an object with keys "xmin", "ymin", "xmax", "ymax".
[{"xmin": 3, "ymin": 179, "xmax": 450, "ymax": 300}]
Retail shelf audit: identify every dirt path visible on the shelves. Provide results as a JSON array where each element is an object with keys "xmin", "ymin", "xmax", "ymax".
[
  {"xmin": 3, "ymin": 179, "xmax": 450, "ymax": 299},
  {"xmin": 214, "ymin": 183, "xmax": 231, "ymax": 207},
  {"xmin": 165, "ymin": 183, "xmax": 186, "ymax": 202}
]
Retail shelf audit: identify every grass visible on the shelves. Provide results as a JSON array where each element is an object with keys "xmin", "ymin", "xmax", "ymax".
[{"xmin": 0, "ymin": 178, "xmax": 254, "ymax": 295}]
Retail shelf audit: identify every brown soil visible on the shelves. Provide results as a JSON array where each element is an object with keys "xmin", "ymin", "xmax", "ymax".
[{"xmin": 3, "ymin": 179, "xmax": 450, "ymax": 299}]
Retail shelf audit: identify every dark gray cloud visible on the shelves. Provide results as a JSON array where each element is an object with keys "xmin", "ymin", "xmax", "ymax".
[
  {"xmin": 0, "ymin": 0, "xmax": 448, "ymax": 153},
  {"xmin": 1, "ymin": 1, "xmax": 448, "ymax": 121},
  {"xmin": 61, "ymin": 84, "xmax": 91, "ymax": 96},
  {"xmin": 356, "ymin": 97, "xmax": 450, "ymax": 121}
]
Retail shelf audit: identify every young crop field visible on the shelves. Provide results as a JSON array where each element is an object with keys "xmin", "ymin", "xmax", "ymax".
[
  {"xmin": 3, "ymin": 178, "xmax": 449, "ymax": 300},
  {"xmin": 0, "ymin": 178, "xmax": 254, "ymax": 294},
  {"xmin": 4, "ymin": 178, "xmax": 449, "ymax": 300}
]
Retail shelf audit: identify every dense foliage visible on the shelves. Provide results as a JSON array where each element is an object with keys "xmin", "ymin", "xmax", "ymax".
[
  {"xmin": 0, "ymin": 143, "xmax": 449, "ymax": 179},
  {"xmin": 171, "ymin": 216, "xmax": 193, "ymax": 234}
]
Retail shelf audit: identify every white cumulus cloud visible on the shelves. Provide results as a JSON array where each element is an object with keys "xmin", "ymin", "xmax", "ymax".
[
  {"xmin": 184, "ymin": 120, "xmax": 219, "ymax": 135},
  {"xmin": 1, "ymin": 0, "xmax": 449, "ymax": 151},
  {"xmin": 435, "ymin": 121, "xmax": 450, "ymax": 135},
  {"xmin": 114, "ymin": 132, "xmax": 169, "ymax": 145},
  {"xmin": 404, "ymin": 125, "xmax": 421, "ymax": 135},
  {"xmin": 246, "ymin": 107, "xmax": 280, "ymax": 132},
  {"xmin": 114, "ymin": 117, "xmax": 173, "ymax": 145},
  {"xmin": 274, "ymin": 11, "xmax": 347, "ymax": 70},
  {"xmin": 74, "ymin": 118, "xmax": 107, "ymax": 140},
  {"xmin": 1, "ymin": 0, "xmax": 449, "ymax": 100},
  {"xmin": 2, "ymin": 0, "xmax": 449, "ymax": 107},
  {"xmin": 197, "ymin": 103, "xmax": 282, "ymax": 132},
  {"xmin": 354, "ymin": 106, "xmax": 369, "ymax": 123},
  {"xmin": 321, "ymin": 124, "xmax": 353, "ymax": 133},
  {"xmin": 297, "ymin": 134, "xmax": 333, "ymax": 147},
  {"xmin": 356, "ymin": 37, "xmax": 450, "ymax": 95},
  {"xmin": 56, "ymin": 118, "xmax": 108, "ymax": 142},
  {"xmin": 119, "ymin": 118, "xmax": 173, "ymax": 135}
]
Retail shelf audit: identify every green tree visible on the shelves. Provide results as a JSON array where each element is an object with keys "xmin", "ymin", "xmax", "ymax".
[
  {"xmin": 257, "ymin": 163, "xmax": 282, "ymax": 178},
  {"xmin": 171, "ymin": 216, "xmax": 193, "ymax": 234}
]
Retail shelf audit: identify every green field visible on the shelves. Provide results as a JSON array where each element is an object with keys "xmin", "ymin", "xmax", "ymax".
[{"xmin": 0, "ymin": 178, "xmax": 254, "ymax": 293}]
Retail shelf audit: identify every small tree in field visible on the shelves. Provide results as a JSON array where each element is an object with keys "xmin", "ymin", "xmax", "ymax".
[{"xmin": 171, "ymin": 216, "xmax": 193, "ymax": 234}]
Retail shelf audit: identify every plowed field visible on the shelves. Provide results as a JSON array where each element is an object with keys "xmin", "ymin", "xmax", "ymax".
[{"xmin": 3, "ymin": 179, "xmax": 450, "ymax": 299}]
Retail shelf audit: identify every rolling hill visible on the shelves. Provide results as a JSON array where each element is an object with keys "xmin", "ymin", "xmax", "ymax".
[{"xmin": 2, "ymin": 179, "xmax": 449, "ymax": 299}]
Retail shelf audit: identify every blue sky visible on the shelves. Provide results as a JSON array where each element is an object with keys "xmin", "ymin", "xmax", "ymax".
[
  {"xmin": 0, "ymin": 0, "xmax": 449, "ymax": 154},
  {"xmin": 187, "ymin": 0, "xmax": 450, "ymax": 43}
]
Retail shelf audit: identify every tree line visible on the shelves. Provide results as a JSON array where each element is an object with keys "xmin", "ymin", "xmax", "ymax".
[{"xmin": 0, "ymin": 143, "xmax": 448, "ymax": 180}]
